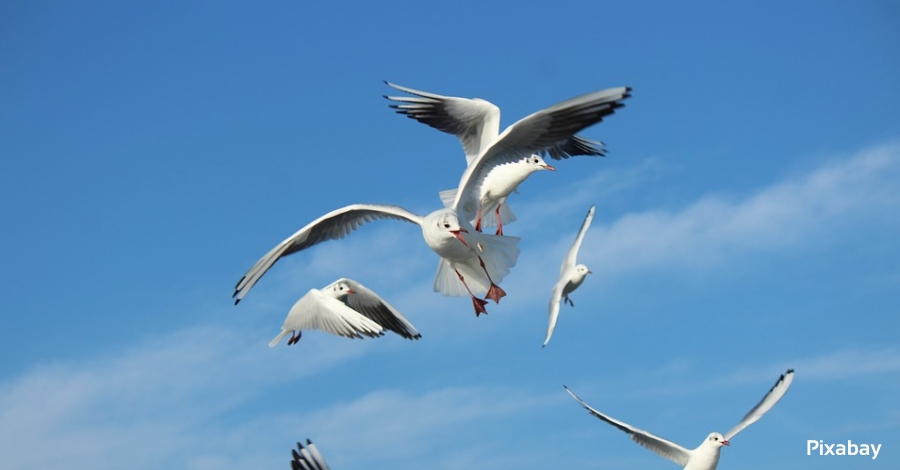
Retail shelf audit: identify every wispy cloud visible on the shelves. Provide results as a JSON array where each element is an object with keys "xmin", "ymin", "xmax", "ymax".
[
  {"xmin": 580, "ymin": 143, "xmax": 900, "ymax": 275},
  {"xmin": 0, "ymin": 324, "xmax": 375, "ymax": 470}
]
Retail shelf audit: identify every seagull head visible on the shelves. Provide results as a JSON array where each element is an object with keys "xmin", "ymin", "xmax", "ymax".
[
  {"xmin": 574, "ymin": 264, "xmax": 592, "ymax": 280},
  {"xmin": 526, "ymin": 154, "xmax": 556, "ymax": 172},
  {"xmin": 326, "ymin": 280, "xmax": 356, "ymax": 298},
  {"xmin": 706, "ymin": 432, "xmax": 730, "ymax": 448},
  {"xmin": 430, "ymin": 210, "xmax": 469, "ymax": 246}
]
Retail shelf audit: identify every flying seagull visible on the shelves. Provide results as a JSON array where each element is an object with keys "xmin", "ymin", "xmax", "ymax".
[
  {"xmin": 543, "ymin": 205, "xmax": 595, "ymax": 347},
  {"xmin": 565, "ymin": 369, "xmax": 795, "ymax": 470},
  {"xmin": 385, "ymin": 81, "xmax": 628, "ymax": 234},
  {"xmin": 269, "ymin": 278, "xmax": 421, "ymax": 346}
]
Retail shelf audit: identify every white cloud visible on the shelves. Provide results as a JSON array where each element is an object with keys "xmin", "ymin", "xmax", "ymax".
[
  {"xmin": 581, "ymin": 143, "xmax": 900, "ymax": 274},
  {"xmin": 0, "ymin": 324, "xmax": 374, "ymax": 470}
]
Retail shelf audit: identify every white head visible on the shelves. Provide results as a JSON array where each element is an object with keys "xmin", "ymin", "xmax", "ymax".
[
  {"xmin": 524, "ymin": 154, "xmax": 556, "ymax": 172},
  {"xmin": 325, "ymin": 280, "xmax": 355, "ymax": 299},
  {"xmin": 425, "ymin": 209, "xmax": 469, "ymax": 246},
  {"xmin": 574, "ymin": 264, "xmax": 592, "ymax": 279},
  {"xmin": 704, "ymin": 432, "xmax": 730, "ymax": 449}
]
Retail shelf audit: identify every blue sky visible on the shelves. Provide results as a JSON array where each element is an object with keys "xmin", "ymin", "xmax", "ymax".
[{"xmin": 1, "ymin": 1, "xmax": 899, "ymax": 469}]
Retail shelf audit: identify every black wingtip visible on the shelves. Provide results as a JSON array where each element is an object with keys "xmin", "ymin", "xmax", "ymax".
[{"xmin": 234, "ymin": 298, "xmax": 241, "ymax": 305}]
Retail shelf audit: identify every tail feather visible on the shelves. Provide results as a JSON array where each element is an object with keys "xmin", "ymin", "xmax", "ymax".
[{"xmin": 433, "ymin": 259, "xmax": 473, "ymax": 297}]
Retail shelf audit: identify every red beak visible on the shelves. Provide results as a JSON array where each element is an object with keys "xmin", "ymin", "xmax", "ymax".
[
  {"xmin": 450, "ymin": 229, "xmax": 468, "ymax": 246},
  {"xmin": 722, "ymin": 440, "xmax": 730, "ymax": 446},
  {"xmin": 543, "ymin": 164, "xmax": 557, "ymax": 171},
  {"xmin": 346, "ymin": 288, "xmax": 356, "ymax": 294}
]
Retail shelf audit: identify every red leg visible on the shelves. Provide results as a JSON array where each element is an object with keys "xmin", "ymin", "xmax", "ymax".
[
  {"xmin": 456, "ymin": 269, "xmax": 488, "ymax": 316},
  {"xmin": 474, "ymin": 208, "xmax": 484, "ymax": 232},
  {"xmin": 494, "ymin": 204, "xmax": 504, "ymax": 236},
  {"xmin": 478, "ymin": 256, "xmax": 507, "ymax": 303}
]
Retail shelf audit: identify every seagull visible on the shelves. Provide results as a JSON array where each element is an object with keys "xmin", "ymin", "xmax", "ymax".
[
  {"xmin": 438, "ymin": 153, "xmax": 556, "ymax": 235},
  {"xmin": 385, "ymin": 81, "xmax": 627, "ymax": 234},
  {"xmin": 291, "ymin": 439, "xmax": 330, "ymax": 470},
  {"xmin": 269, "ymin": 278, "xmax": 421, "ymax": 346},
  {"xmin": 543, "ymin": 205, "xmax": 595, "ymax": 347},
  {"xmin": 565, "ymin": 369, "xmax": 795, "ymax": 470},
  {"xmin": 234, "ymin": 85, "xmax": 632, "ymax": 316}
]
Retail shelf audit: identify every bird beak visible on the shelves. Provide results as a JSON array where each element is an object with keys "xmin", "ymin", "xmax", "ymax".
[
  {"xmin": 542, "ymin": 164, "xmax": 557, "ymax": 171},
  {"xmin": 346, "ymin": 288, "xmax": 356, "ymax": 294},
  {"xmin": 587, "ymin": 270, "xmax": 593, "ymax": 274},
  {"xmin": 450, "ymin": 229, "xmax": 468, "ymax": 246},
  {"xmin": 722, "ymin": 440, "xmax": 730, "ymax": 446}
]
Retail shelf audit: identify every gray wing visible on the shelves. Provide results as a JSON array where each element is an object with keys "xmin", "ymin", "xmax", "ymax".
[
  {"xmin": 384, "ymin": 81, "xmax": 608, "ymax": 163},
  {"xmin": 292, "ymin": 440, "xmax": 331, "ymax": 470},
  {"xmin": 565, "ymin": 386, "xmax": 691, "ymax": 466},
  {"xmin": 233, "ymin": 204, "xmax": 423, "ymax": 304},
  {"xmin": 341, "ymin": 278, "xmax": 422, "ymax": 340},
  {"xmin": 384, "ymin": 81, "xmax": 500, "ymax": 163},
  {"xmin": 561, "ymin": 205, "xmax": 596, "ymax": 275},
  {"xmin": 453, "ymin": 87, "xmax": 631, "ymax": 220},
  {"xmin": 724, "ymin": 369, "xmax": 795, "ymax": 440}
]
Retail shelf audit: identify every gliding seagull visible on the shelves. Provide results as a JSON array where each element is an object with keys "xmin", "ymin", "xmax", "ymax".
[
  {"xmin": 385, "ymin": 82, "xmax": 627, "ymax": 234},
  {"xmin": 269, "ymin": 278, "xmax": 421, "ymax": 346},
  {"xmin": 543, "ymin": 205, "xmax": 595, "ymax": 347},
  {"xmin": 565, "ymin": 369, "xmax": 795, "ymax": 470}
]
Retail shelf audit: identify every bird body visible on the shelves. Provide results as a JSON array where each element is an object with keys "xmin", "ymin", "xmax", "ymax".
[
  {"xmin": 386, "ymin": 82, "xmax": 626, "ymax": 232},
  {"xmin": 544, "ymin": 205, "xmax": 595, "ymax": 347},
  {"xmin": 565, "ymin": 369, "xmax": 795, "ymax": 470}
]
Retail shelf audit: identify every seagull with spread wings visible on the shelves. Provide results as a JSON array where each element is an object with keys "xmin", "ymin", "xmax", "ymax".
[
  {"xmin": 385, "ymin": 82, "xmax": 627, "ymax": 234},
  {"xmin": 565, "ymin": 369, "xmax": 795, "ymax": 470},
  {"xmin": 269, "ymin": 278, "xmax": 421, "ymax": 346},
  {"xmin": 234, "ymin": 85, "xmax": 631, "ymax": 316},
  {"xmin": 543, "ymin": 205, "xmax": 595, "ymax": 347}
]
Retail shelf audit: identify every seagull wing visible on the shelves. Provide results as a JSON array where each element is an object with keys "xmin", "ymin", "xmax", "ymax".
[
  {"xmin": 341, "ymin": 278, "xmax": 422, "ymax": 340},
  {"xmin": 452, "ymin": 87, "xmax": 631, "ymax": 220},
  {"xmin": 292, "ymin": 439, "xmax": 331, "ymax": 470},
  {"xmin": 565, "ymin": 386, "xmax": 691, "ymax": 466},
  {"xmin": 233, "ymin": 204, "xmax": 423, "ymax": 304},
  {"xmin": 384, "ymin": 81, "xmax": 501, "ymax": 163},
  {"xmin": 724, "ymin": 369, "xmax": 795, "ymax": 440},
  {"xmin": 543, "ymin": 277, "xmax": 568, "ymax": 347},
  {"xmin": 278, "ymin": 288, "xmax": 384, "ymax": 340},
  {"xmin": 561, "ymin": 205, "xmax": 596, "ymax": 275}
]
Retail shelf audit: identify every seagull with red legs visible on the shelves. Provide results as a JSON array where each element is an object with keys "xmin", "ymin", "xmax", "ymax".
[
  {"xmin": 385, "ymin": 81, "xmax": 629, "ymax": 234},
  {"xmin": 234, "ymin": 84, "xmax": 632, "ymax": 316}
]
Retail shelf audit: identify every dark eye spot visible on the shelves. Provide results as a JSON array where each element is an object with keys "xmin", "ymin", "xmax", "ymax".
[{"xmin": 443, "ymin": 223, "xmax": 450, "ymax": 228}]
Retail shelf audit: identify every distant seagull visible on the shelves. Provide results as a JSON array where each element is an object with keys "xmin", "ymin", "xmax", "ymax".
[
  {"xmin": 565, "ymin": 369, "xmax": 795, "ymax": 470},
  {"xmin": 234, "ymin": 85, "xmax": 631, "ymax": 316},
  {"xmin": 292, "ymin": 440, "xmax": 330, "ymax": 470},
  {"xmin": 269, "ymin": 278, "xmax": 421, "ymax": 346},
  {"xmin": 385, "ymin": 81, "xmax": 628, "ymax": 234},
  {"xmin": 543, "ymin": 205, "xmax": 595, "ymax": 347}
]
